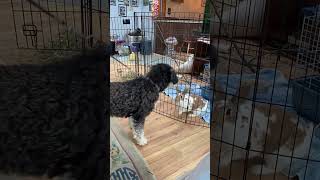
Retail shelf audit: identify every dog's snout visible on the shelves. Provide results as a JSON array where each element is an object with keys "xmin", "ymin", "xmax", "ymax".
[
  {"xmin": 172, "ymin": 77, "xmax": 178, "ymax": 84},
  {"xmin": 171, "ymin": 73, "xmax": 179, "ymax": 84}
]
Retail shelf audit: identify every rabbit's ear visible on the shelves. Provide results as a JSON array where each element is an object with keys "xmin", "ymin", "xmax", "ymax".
[
  {"xmin": 175, "ymin": 93, "xmax": 182, "ymax": 102},
  {"xmin": 230, "ymin": 79, "xmax": 272, "ymax": 104},
  {"xmin": 176, "ymin": 86, "xmax": 181, "ymax": 93},
  {"xmin": 182, "ymin": 87, "xmax": 189, "ymax": 94},
  {"xmin": 228, "ymin": 80, "xmax": 256, "ymax": 104},
  {"xmin": 239, "ymin": 81, "xmax": 253, "ymax": 99}
]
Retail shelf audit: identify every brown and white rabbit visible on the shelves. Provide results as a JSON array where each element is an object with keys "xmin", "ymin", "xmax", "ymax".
[
  {"xmin": 175, "ymin": 87, "xmax": 207, "ymax": 117},
  {"xmin": 212, "ymin": 80, "xmax": 315, "ymax": 176}
]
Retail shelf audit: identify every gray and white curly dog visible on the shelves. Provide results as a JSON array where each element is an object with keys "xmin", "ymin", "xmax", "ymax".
[{"xmin": 111, "ymin": 63, "xmax": 178, "ymax": 146}]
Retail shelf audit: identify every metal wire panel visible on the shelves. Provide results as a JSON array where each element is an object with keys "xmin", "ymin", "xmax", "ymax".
[
  {"xmin": 10, "ymin": 0, "xmax": 108, "ymax": 50},
  {"xmin": 210, "ymin": 1, "xmax": 320, "ymax": 180},
  {"xmin": 110, "ymin": 12, "xmax": 211, "ymax": 127},
  {"xmin": 296, "ymin": 14, "xmax": 320, "ymax": 74}
]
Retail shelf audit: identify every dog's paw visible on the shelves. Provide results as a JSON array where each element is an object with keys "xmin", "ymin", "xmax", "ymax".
[
  {"xmin": 136, "ymin": 136, "xmax": 148, "ymax": 146},
  {"xmin": 128, "ymin": 117, "xmax": 134, "ymax": 129},
  {"xmin": 132, "ymin": 131, "xmax": 138, "ymax": 139}
]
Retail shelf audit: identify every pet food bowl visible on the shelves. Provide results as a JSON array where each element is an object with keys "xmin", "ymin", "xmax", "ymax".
[
  {"xmin": 291, "ymin": 75, "xmax": 320, "ymax": 123},
  {"xmin": 130, "ymin": 43, "xmax": 140, "ymax": 52},
  {"xmin": 127, "ymin": 35, "xmax": 143, "ymax": 43}
]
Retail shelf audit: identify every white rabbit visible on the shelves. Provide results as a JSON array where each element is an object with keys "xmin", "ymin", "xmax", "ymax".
[
  {"xmin": 212, "ymin": 80, "xmax": 315, "ymax": 176},
  {"xmin": 176, "ymin": 54, "xmax": 194, "ymax": 74}
]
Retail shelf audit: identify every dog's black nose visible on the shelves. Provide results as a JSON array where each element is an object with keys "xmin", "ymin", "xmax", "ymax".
[
  {"xmin": 170, "ymin": 69, "xmax": 179, "ymax": 84},
  {"xmin": 171, "ymin": 74, "xmax": 179, "ymax": 84}
]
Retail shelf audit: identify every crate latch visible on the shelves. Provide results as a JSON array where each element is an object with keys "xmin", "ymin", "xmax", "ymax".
[{"xmin": 22, "ymin": 24, "xmax": 38, "ymax": 47}]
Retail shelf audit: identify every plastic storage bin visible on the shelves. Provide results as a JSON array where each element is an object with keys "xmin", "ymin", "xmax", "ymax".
[
  {"xmin": 140, "ymin": 40, "xmax": 152, "ymax": 55},
  {"xmin": 291, "ymin": 75, "xmax": 320, "ymax": 123}
]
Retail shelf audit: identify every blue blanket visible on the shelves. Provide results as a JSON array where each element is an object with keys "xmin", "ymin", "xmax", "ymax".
[{"xmin": 213, "ymin": 68, "xmax": 294, "ymax": 109}]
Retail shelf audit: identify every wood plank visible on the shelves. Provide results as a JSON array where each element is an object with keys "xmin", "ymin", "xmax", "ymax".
[
  {"xmin": 151, "ymin": 133, "xmax": 209, "ymax": 179},
  {"xmin": 141, "ymin": 125, "xmax": 206, "ymax": 157},
  {"xmin": 147, "ymin": 130, "xmax": 209, "ymax": 167},
  {"xmin": 115, "ymin": 112, "xmax": 210, "ymax": 179}
]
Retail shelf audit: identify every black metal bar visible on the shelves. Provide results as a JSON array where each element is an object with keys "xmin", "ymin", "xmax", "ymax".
[
  {"xmin": 46, "ymin": 0, "xmax": 54, "ymax": 48},
  {"xmin": 21, "ymin": 0, "xmax": 29, "ymax": 48},
  {"xmin": 98, "ymin": 0, "xmax": 102, "ymax": 40},
  {"xmin": 71, "ymin": 0, "xmax": 78, "ymax": 49},
  {"xmin": 38, "ymin": 0, "xmax": 46, "ymax": 49},
  {"xmin": 89, "ymin": 0, "xmax": 93, "ymax": 47},
  {"xmin": 80, "ymin": 0, "xmax": 85, "ymax": 50},
  {"xmin": 10, "ymin": 0, "xmax": 19, "ymax": 48},
  {"xmin": 54, "ymin": 0, "xmax": 61, "ymax": 48},
  {"xmin": 63, "ymin": 0, "xmax": 69, "ymax": 48}
]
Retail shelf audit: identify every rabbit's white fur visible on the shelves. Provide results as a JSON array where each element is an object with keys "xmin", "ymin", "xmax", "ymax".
[
  {"xmin": 213, "ymin": 80, "xmax": 315, "ymax": 176},
  {"xmin": 177, "ymin": 93, "xmax": 194, "ymax": 115},
  {"xmin": 176, "ymin": 90, "xmax": 206, "ymax": 117}
]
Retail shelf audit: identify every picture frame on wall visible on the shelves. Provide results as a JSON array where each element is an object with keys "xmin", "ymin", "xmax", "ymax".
[
  {"xmin": 110, "ymin": 0, "xmax": 116, "ymax": 6},
  {"xmin": 131, "ymin": 0, "xmax": 138, "ymax": 7},
  {"xmin": 118, "ymin": 5, "xmax": 127, "ymax": 17},
  {"xmin": 143, "ymin": 0, "xmax": 148, "ymax": 6},
  {"xmin": 201, "ymin": 0, "xmax": 206, "ymax": 7},
  {"xmin": 149, "ymin": 1, "xmax": 152, "ymax": 11}
]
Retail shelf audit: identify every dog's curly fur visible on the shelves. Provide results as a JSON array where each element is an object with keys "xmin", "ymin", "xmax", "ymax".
[
  {"xmin": 110, "ymin": 63, "xmax": 178, "ymax": 145},
  {"xmin": 0, "ymin": 43, "xmax": 107, "ymax": 180}
]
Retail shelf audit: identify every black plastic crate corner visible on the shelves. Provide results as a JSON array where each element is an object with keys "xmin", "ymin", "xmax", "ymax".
[{"xmin": 291, "ymin": 75, "xmax": 320, "ymax": 123}]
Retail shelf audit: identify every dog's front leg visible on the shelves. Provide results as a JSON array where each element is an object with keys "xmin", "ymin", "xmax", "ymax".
[
  {"xmin": 128, "ymin": 117, "xmax": 134, "ymax": 130},
  {"xmin": 131, "ymin": 117, "xmax": 148, "ymax": 146}
]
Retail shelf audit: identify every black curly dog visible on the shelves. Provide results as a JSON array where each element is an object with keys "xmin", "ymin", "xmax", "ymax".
[
  {"xmin": 0, "ymin": 43, "xmax": 107, "ymax": 180},
  {"xmin": 110, "ymin": 64, "xmax": 178, "ymax": 146}
]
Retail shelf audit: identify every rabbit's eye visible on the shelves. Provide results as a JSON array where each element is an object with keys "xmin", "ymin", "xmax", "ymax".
[{"xmin": 226, "ymin": 109, "xmax": 231, "ymax": 115}]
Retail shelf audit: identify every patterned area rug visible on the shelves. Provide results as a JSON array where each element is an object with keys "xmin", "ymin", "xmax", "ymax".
[{"xmin": 110, "ymin": 118, "xmax": 156, "ymax": 180}]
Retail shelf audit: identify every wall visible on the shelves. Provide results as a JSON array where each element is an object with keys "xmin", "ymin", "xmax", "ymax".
[
  {"xmin": 165, "ymin": 0, "xmax": 205, "ymax": 15},
  {"xmin": 110, "ymin": 1, "xmax": 152, "ymax": 40},
  {"xmin": 110, "ymin": 1, "xmax": 150, "ymax": 18},
  {"xmin": 110, "ymin": 1, "xmax": 155, "ymax": 50}
]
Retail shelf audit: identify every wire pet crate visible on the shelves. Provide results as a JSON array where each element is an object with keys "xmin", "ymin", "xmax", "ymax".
[
  {"xmin": 292, "ymin": 14, "xmax": 320, "ymax": 124},
  {"xmin": 210, "ymin": 1, "xmax": 320, "ymax": 180},
  {"xmin": 296, "ymin": 14, "xmax": 320, "ymax": 72},
  {"xmin": 110, "ymin": 12, "xmax": 212, "ymax": 127}
]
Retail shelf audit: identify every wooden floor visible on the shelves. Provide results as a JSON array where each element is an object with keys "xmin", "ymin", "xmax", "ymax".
[{"xmin": 118, "ymin": 112, "xmax": 210, "ymax": 180}]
